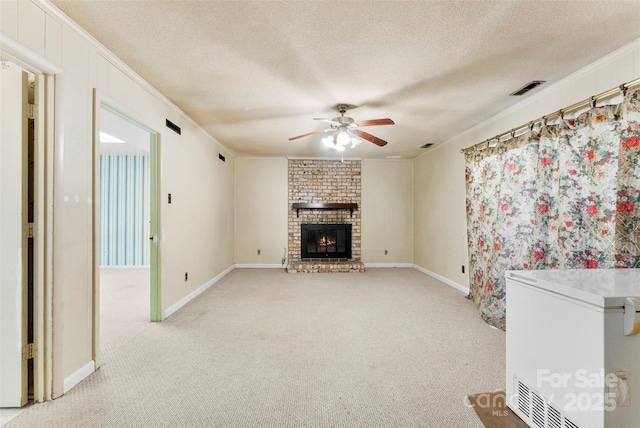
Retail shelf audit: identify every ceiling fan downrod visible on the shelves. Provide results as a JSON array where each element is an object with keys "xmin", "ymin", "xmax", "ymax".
[{"xmin": 336, "ymin": 104, "xmax": 350, "ymax": 115}]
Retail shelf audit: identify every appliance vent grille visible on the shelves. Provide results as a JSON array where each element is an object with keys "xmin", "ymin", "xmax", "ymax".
[
  {"xmin": 548, "ymin": 405, "xmax": 562, "ymax": 428},
  {"xmin": 565, "ymin": 419, "xmax": 579, "ymax": 428},
  {"xmin": 532, "ymin": 390, "xmax": 546, "ymax": 427},
  {"xmin": 514, "ymin": 377, "xmax": 583, "ymax": 428},
  {"xmin": 517, "ymin": 381, "xmax": 531, "ymax": 417}
]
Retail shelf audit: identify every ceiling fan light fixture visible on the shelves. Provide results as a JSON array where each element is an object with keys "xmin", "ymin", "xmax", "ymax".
[
  {"xmin": 322, "ymin": 135, "xmax": 334, "ymax": 147},
  {"xmin": 336, "ymin": 130, "xmax": 350, "ymax": 146}
]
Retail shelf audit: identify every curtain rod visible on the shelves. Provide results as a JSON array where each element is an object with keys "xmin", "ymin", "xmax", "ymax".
[{"xmin": 460, "ymin": 77, "xmax": 640, "ymax": 154}]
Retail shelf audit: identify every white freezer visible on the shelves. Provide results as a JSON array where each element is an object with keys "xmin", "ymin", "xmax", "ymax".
[{"xmin": 505, "ymin": 269, "xmax": 640, "ymax": 428}]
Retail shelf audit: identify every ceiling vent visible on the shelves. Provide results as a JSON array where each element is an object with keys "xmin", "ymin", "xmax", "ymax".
[
  {"xmin": 510, "ymin": 81, "xmax": 546, "ymax": 96},
  {"xmin": 420, "ymin": 143, "xmax": 434, "ymax": 149}
]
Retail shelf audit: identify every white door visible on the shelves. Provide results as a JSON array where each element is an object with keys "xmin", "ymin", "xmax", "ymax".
[{"xmin": 0, "ymin": 65, "xmax": 28, "ymax": 407}]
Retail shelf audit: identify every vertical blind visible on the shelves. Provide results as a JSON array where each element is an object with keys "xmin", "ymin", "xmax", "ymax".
[{"xmin": 100, "ymin": 155, "xmax": 150, "ymax": 266}]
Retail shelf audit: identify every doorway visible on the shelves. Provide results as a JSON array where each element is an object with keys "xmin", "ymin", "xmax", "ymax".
[{"xmin": 95, "ymin": 104, "xmax": 160, "ymax": 359}]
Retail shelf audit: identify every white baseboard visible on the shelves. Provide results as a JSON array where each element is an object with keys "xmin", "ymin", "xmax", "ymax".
[
  {"xmin": 164, "ymin": 265, "xmax": 235, "ymax": 319},
  {"xmin": 63, "ymin": 360, "xmax": 95, "ymax": 393},
  {"xmin": 234, "ymin": 264, "xmax": 284, "ymax": 269},
  {"xmin": 412, "ymin": 264, "xmax": 469, "ymax": 295},
  {"xmin": 364, "ymin": 263, "xmax": 414, "ymax": 268}
]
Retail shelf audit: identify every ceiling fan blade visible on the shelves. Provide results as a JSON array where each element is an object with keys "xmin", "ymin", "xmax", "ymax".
[
  {"xmin": 354, "ymin": 130, "xmax": 388, "ymax": 147},
  {"xmin": 289, "ymin": 128, "xmax": 336, "ymax": 141},
  {"xmin": 288, "ymin": 130, "xmax": 327, "ymax": 141},
  {"xmin": 355, "ymin": 118, "xmax": 395, "ymax": 127}
]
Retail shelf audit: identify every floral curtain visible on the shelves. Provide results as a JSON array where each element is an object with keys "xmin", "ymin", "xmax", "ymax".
[{"xmin": 464, "ymin": 88, "xmax": 640, "ymax": 330}]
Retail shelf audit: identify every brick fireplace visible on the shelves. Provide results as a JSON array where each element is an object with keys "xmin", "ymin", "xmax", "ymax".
[{"xmin": 287, "ymin": 159, "xmax": 364, "ymax": 273}]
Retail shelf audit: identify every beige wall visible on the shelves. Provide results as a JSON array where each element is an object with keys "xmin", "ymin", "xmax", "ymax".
[
  {"xmin": 2, "ymin": 0, "xmax": 235, "ymax": 389},
  {"xmin": 160, "ymin": 124, "xmax": 235, "ymax": 309},
  {"xmin": 235, "ymin": 158, "xmax": 288, "ymax": 265},
  {"xmin": 361, "ymin": 159, "xmax": 413, "ymax": 263},
  {"xmin": 234, "ymin": 158, "xmax": 414, "ymax": 265},
  {"xmin": 413, "ymin": 39, "xmax": 640, "ymax": 288},
  {"xmin": 413, "ymin": 145, "xmax": 467, "ymax": 285}
]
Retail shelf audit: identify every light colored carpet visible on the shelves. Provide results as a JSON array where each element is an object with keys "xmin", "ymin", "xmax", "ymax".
[
  {"xmin": 5, "ymin": 268, "xmax": 505, "ymax": 428},
  {"xmin": 99, "ymin": 267, "xmax": 150, "ymax": 354}
]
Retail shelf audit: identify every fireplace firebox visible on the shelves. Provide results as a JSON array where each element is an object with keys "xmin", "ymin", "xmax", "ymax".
[{"xmin": 301, "ymin": 224, "xmax": 352, "ymax": 259}]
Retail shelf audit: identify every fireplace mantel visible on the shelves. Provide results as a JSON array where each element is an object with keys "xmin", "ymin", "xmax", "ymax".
[{"xmin": 292, "ymin": 202, "xmax": 358, "ymax": 218}]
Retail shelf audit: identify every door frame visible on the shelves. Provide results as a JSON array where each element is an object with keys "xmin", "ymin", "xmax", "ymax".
[
  {"xmin": 91, "ymin": 90, "xmax": 162, "ymax": 366},
  {"xmin": 1, "ymin": 37, "xmax": 61, "ymax": 402}
]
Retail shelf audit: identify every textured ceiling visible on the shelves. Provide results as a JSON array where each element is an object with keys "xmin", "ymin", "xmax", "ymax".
[{"xmin": 51, "ymin": 0, "xmax": 640, "ymax": 159}]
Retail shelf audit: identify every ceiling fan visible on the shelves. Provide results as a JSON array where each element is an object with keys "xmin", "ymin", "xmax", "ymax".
[{"xmin": 288, "ymin": 104, "xmax": 394, "ymax": 151}]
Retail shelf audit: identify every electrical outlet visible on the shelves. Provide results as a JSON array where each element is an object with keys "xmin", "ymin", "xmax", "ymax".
[
  {"xmin": 461, "ymin": 265, "xmax": 465, "ymax": 274},
  {"xmin": 168, "ymin": 193, "xmax": 172, "ymax": 204},
  {"xmin": 257, "ymin": 249, "xmax": 261, "ymax": 255},
  {"xmin": 185, "ymin": 272, "xmax": 188, "ymax": 281}
]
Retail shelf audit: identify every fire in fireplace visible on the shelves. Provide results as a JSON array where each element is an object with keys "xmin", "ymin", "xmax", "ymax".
[{"xmin": 301, "ymin": 223, "xmax": 352, "ymax": 259}]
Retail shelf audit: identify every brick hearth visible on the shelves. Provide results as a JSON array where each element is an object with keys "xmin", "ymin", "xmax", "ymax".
[{"xmin": 286, "ymin": 260, "xmax": 365, "ymax": 273}]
